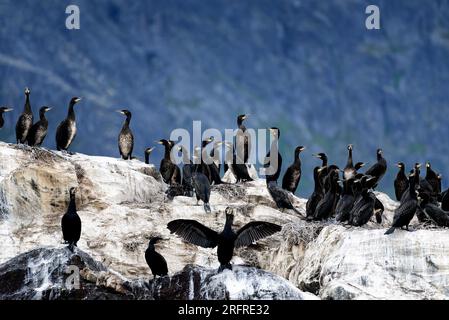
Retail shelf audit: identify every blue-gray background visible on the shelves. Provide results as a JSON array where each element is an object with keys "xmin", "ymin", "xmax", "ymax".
[{"xmin": 1, "ymin": 0, "xmax": 448, "ymax": 198}]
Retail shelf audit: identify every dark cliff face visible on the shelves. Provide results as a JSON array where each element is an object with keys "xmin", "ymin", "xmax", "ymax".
[
  {"xmin": 1, "ymin": 0, "xmax": 448, "ymax": 197},
  {"xmin": 0, "ymin": 247, "xmax": 311, "ymax": 300}
]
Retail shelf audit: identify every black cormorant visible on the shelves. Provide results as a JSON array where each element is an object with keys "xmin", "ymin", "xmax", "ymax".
[
  {"xmin": 385, "ymin": 172, "xmax": 418, "ymax": 235},
  {"xmin": 144, "ymin": 147, "xmax": 155, "ymax": 164},
  {"xmin": 425, "ymin": 162, "xmax": 440, "ymax": 195},
  {"xmin": 178, "ymin": 145, "xmax": 194, "ymax": 197},
  {"xmin": 394, "ymin": 162, "xmax": 408, "ymax": 201},
  {"xmin": 354, "ymin": 162, "xmax": 367, "ymax": 171},
  {"xmin": 282, "ymin": 146, "xmax": 305, "ymax": 194},
  {"xmin": 267, "ymin": 181, "xmax": 302, "ymax": 216},
  {"xmin": 350, "ymin": 176, "xmax": 376, "ymax": 227},
  {"xmin": 313, "ymin": 152, "xmax": 328, "ymax": 188},
  {"xmin": 343, "ymin": 144, "xmax": 356, "ymax": 180},
  {"xmin": 418, "ymin": 193, "xmax": 449, "ymax": 227},
  {"xmin": 56, "ymin": 97, "xmax": 82, "ymax": 152},
  {"xmin": 235, "ymin": 114, "xmax": 251, "ymax": 163},
  {"xmin": 117, "ymin": 109, "xmax": 134, "ymax": 160},
  {"xmin": 27, "ymin": 106, "xmax": 52, "ymax": 147},
  {"xmin": 192, "ymin": 172, "xmax": 211, "ymax": 213},
  {"xmin": 364, "ymin": 148, "xmax": 387, "ymax": 188},
  {"xmin": 264, "ymin": 127, "xmax": 282, "ymax": 185},
  {"xmin": 145, "ymin": 237, "xmax": 168, "ymax": 278},
  {"xmin": 0, "ymin": 107, "xmax": 13, "ymax": 129},
  {"xmin": 157, "ymin": 139, "xmax": 181, "ymax": 185},
  {"xmin": 306, "ymin": 166, "xmax": 325, "ymax": 219},
  {"xmin": 61, "ymin": 187, "xmax": 81, "ymax": 251},
  {"xmin": 194, "ymin": 138, "xmax": 214, "ymax": 183},
  {"xmin": 335, "ymin": 178, "xmax": 355, "ymax": 222},
  {"xmin": 167, "ymin": 207, "xmax": 281, "ymax": 271},
  {"xmin": 208, "ymin": 141, "xmax": 224, "ymax": 185},
  {"xmin": 314, "ymin": 168, "xmax": 339, "ymax": 220},
  {"xmin": 15, "ymin": 87, "xmax": 33, "ymax": 144}
]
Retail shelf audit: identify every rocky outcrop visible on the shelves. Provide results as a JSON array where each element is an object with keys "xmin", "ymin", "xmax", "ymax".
[
  {"xmin": 1, "ymin": 142, "xmax": 449, "ymax": 300},
  {"xmin": 0, "ymin": 247, "xmax": 315, "ymax": 300}
]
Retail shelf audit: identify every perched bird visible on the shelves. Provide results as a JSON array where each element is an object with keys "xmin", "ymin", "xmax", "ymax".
[
  {"xmin": 418, "ymin": 193, "xmax": 449, "ymax": 227},
  {"xmin": 349, "ymin": 176, "xmax": 376, "ymax": 227},
  {"xmin": 178, "ymin": 145, "xmax": 194, "ymax": 197},
  {"xmin": 335, "ymin": 178, "xmax": 355, "ymax": 222},
  {"xmin": 56, "ymin": 97, "xmax": 82, "ymax": 152},
  {"xmin": 27, "ymin": 106, "xmax": 52, "ymax": 147},
  {"xmin": 145, "ymin": 237, "xmax": 168, "ymax": 278},
  {"xmin": 354, "ymin": 162, "xmax": 367, "ymax": 171},
  {"xmin": 0, "ymin": 107, "xmax": 13, "ymax": 129},
  {"xmin": 264, "ymin": 127, "xmax": 282, "ymax": 185},
  {"xmin": 144, "ymin": 147, "xmax": 155, "ymax": 164},
  {"xmin": 267, "ymin": 181, "xmax": 302, "ymax": 216},
  {"xmin": 314, "ymin": 168, "xmax": 340, "ymax": 220},
  {"xmin": 167, "ymin": 207, "xmax": 281, "ymax": 271},
  {"xmin": 117, "ymin": 109, "xmax": 134, "ymax": 160},
  {"xmin": 192, "ymin": 172, "xmax": 211, "ymax": 213},
  {"xmin": 15, "ymin": 87, "xmax": 33, "ymax": 144},
  {"xmin": 313, "ymin": 152, "xmax": 329, "ymax": 188},
  {"xmin": 157, "ymin": 139, "xmax": 181, "ymax": 185},
  {"xmin": 235, "ymin": 114, "xmax": 251, "ymax": 163},
  {"xmin": 425, "ymin": 162, "xmax": 440, "ymax": 195},
  {"xmin": 208, "ymin": 141, "xmax": 224, "ymax": 185},
  {"xmin": 374, "ymin": 196, "xmax": 385, "ymax": 224},
  {"xmin": 343, "ymin": 144, "xmax": 356, "ymax": 180},
  {"xmin": 195, "ymin": 138, "xmax": 214, "ymax": 183},
  {"xmin": 61, "ymin": 187, "xmax": 81, "ymax": 251},
  {"xmin": 365, "ymin": 148, "xmax": 387, "ymax": 188},
  {"xmin": 282, "ymin": 146, "xmax": 305, "ymax": 194},
  {"xmin": 306, "ymin": 166, "xmax": 325, "ymax": 219},
  {"xmin": 394, "ymin": 162, "xmax": 408, "ymax": 201},
  {"xmin": 385, "ymin": 172, "xmax": 418, "ymax": 235}
]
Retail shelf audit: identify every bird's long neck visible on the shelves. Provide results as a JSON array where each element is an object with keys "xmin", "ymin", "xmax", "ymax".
[
  {"xmin": 123, "ymin": 114, "xmax": 131, "ymax": 128},
  {"xmin": 147, "ymin": 243, "xmax": 155, "ymax": 251},
  {"xmin": 224, "ymin": 216, "xmax": 233, "ymax": 232},
  {"xmin": 346, "ymin": 149, "xmax": 353, "ymax": 167},
  {"xmin": 322, "ymin": 157, "xmax": 328, "ymax": 167},
  {"xmin": 409, "ymin": 177, "xmax": 417, "ymax": 199},
  {"xmin": 68, "ymin": 195, "xmax": 76, "ymax": 213},
  {"xmin": 67, "ymin": 103, "xmax": 76, "ymax": 120},
  {"xmin": 399, "ymin": 166, "xmax": 405, "ymax": 177},
  {"xmin": 294, "ymin": 150, "xmax": 300, "ymax": 163},
  {"xmin": 164, "ymin": 144, "xmax": 171, "ymax": 160},
  {"xmin": 24, "ymin": 94, "xmax": 31, "ymax": 113},
  {"xmin": 39, "ymin": 110, "xmax": 47, "ymax": 121},
  {"xmin": 377, "ymin": 153, "xmax": 382, "ymax": 161},
  {"xmin": 145, "ymin": 153, "xmax": 150, "ymax": 164}
]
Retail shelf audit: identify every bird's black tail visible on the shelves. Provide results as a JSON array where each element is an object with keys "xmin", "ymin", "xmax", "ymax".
[
  {"xmin": 204, "ymin": 203, "xmax": 211, "ymax": 213},
  {"xmin": 384, "ymin": 227, "xmax": 396, "ymax": 235}
]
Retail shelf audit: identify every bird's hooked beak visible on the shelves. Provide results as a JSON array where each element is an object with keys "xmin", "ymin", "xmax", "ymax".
[
  {"xmin": 348, "ymin": 144, "xmax": 353, "ymax": 150},
  {"xmin": 145, "ymin": 147, "xmax": 155, "ymax": 154},
  {"xmin": 45, "ymin": 107, "xmax": 52, "ymax": 112},
  {"xmin": 416, "ymin": 163, "xmax": 422, "ymax": 169},
  {"xmin": 116, "ymin": 110, "xmax": 126, "ymax": 115},
  {"xmin": 206, "ymin": 137, "xmax": 214, "ymax": 143},
  {"xmin": 312, "ymin": 154, "xmax": 321, "ymax": 159},
  {"xmin": 2, "ymin": 108, "xmax": 13, "ymax": 112},
  {"xmin": 242, "ymin": 114, "xmax": 249, "ymax": 120},
  {"xmin": 299, "ymin": 146, "xmax": 306, "ymax": 152},
  {"xmin": 25, "ymin": 87, "xmax": 30, "ymax": 95},
  {"xmin": 74, "ymin": 97, "xmax": 82, "ymax": 103},
  {"xmin": 396, "ymin": 163, "xmax": 402, "ymax": 168},
  {"xmin": 426, "ymin": 162, "xmax": 431, "ymax": 168},
  {"xmin": 155, "ymin": 140, "xmax": 164, "ymax": 145}
]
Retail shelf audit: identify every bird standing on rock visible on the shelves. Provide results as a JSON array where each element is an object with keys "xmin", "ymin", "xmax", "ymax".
[
  {"xmin": 282, "ymin": 146, "xmax": 305, "ymax": 194},
  {"xmin": 117, "ymin": 109, "xmax": 134, "ymax": 160},
  {"xmin": 264, "ymin": 127, "xmax": 282, "ymax": 185},
  {"xmin": 364, "ymin": 149, "xmax": 387, "ymax": 188},
  {"xmin": 343, "ymin": 144, "xmax": 356, "ymax": 180},
  {"xmin": 27, "ymin": 106, "xmax": 52, "ymax": 147},
  {"xmin": 0, "ymin": 107, "xmax": 13, "ymax": 129},
  {"xmin": 235, "ymin": 114, "xmax": 251, "ymax": 164},
  {"xmin": 267, "ymin": 181, "xmax": 302, "ymax": 216},
  {"xmin": 394, "ymin": 162, "xmax": 408, "ymax": 201},
  {"xmin": 56, "ymin": 97, "xmax": 82, "ymax": 153},
  {"xmin": 145, "ymin": 237, "xmax": 168, "ymax": 278},
  {"xmin": 157, "ymin": 139, "xmax": 181, "ymax": 185},
  {"xmin": 15, "ymin": 87, "xmax": 33, "ymax": 144},
  {"xmin": 61, "ymin": 187, "xmax": 81, "ymax": 251},
  {"xmin": 306, "ymin": 166, "xmax": 325, "ymax": 219},
  {"xmin": 167, "ymin": 207, "xmax": 281, "ymax": 272}
]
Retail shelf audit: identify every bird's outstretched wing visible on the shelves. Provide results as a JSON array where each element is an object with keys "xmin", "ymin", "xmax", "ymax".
[
  {"xmin": 167, "ymin": 219, "xmax": 218, "ymax": 248},
  {"xmin": 235, "ymin": 221, "xmax": 282, "ymax": 248}
]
